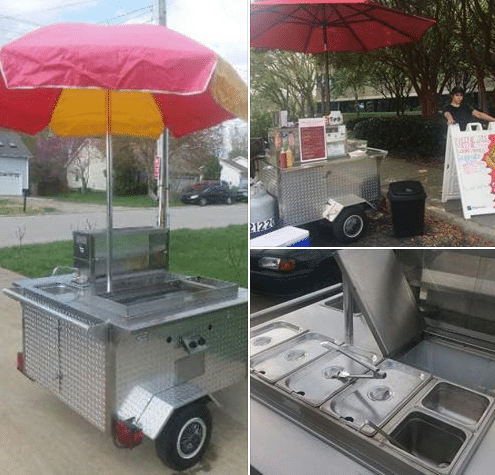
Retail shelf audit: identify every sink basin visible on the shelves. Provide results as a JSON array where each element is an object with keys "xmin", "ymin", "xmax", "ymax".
[
  {"xmin": 36, "ymin": 283, "xmax": 76, "ymax": 295},
  {"xmin": 422, "ymin": 382, "xmax": 490, "ymax": 427},
  {"xmin": 390, "ymin": 411, "xmax": 468, "ymax": 469}
]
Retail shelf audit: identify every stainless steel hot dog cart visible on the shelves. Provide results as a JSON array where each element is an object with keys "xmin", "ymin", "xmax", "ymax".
[
  {"xmin": 251, "ymin": 117, "xmax": 387, "ymax": 243},
  {"xmin": 251, "ymin": 249, "xmax": 495, "ymax": 475},
  {"xmin": 4, "ymin": 226, "xmax": 247, "ymax": 471}
]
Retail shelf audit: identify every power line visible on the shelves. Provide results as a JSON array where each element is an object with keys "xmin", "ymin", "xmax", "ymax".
[
  {"xmin": 97, "ymin": 6, "xmax": 153, "ymax": 24},
  {"xmin": 39, "ymin": 0, "xmax": 98, "ymax": 12},
  {"xmin": 0, "ymin": 14, "xmax": 43, "ymax": 27}
]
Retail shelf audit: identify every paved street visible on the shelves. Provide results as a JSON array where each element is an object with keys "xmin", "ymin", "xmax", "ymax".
[{"xmin": 0, "ymin": 201, "xmax": 247, "ymax": 247}]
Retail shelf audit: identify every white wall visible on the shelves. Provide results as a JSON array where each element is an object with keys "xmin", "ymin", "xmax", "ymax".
[{"xmin": 0, "ymin": 157, "xmax": 28, "ymax": 195}]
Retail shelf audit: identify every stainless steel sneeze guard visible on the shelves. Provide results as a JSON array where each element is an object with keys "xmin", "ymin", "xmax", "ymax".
[{"xmin": 250, "ymin": 250, "xmax": 495, "ymax": 475}]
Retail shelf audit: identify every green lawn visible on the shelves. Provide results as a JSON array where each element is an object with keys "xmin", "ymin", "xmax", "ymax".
[
  {"xmin": 0, "ymin": 225, "xmax": 247, "ymax": 287},
  {"xmin": 43, "ymin": 191, "xmax": 174, "ymax": 207},
  {"xmin": 0, "ymin": 198, "xmax": 58, "ymax": 216}
]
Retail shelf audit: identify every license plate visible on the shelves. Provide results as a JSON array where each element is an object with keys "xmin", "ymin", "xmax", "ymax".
[{"xmin": 250, "ymin": 218, "xmax": 276, "ymax": 234}]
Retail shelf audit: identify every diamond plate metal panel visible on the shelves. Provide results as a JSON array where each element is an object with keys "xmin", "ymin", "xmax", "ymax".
[
  {"xmin": 59, "ymin": 321, "xmax": 107, "ymax": 431},
  {"xmin": 324, "ymin": 158, "xmax": 380, "ymax": 205},
  {"xmin": 24, "ymin": 305, "xmax": 59, "ymax": 393},
  {"xmin": 20, "ymin": 295, "xmax": 246, "ymax": 437},
  {"xmin": 23, "ymin": 304, "xmax": 107, "ymax": 432},
  {"xmin": 279, "ymin": 165, "xmax": 328, "ymax": 226},
  {"xmin": 259, "ymin": 155, "xmax": 380, "ymax": 227},
  {"xmin": 115, "ymin": 304, "xmax": 247, "ymax": 415},
  {"xmin": 258, "ymin": 161, "xmax": 279, "ymax": 197}
]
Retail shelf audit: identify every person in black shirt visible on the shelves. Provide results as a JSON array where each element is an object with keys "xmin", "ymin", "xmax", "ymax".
[{"xmin": 443, "ymin": 86, "xmax": 495, "ymax": 131}]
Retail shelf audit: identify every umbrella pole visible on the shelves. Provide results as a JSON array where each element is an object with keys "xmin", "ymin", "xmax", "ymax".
[
  {"xmin": 323, "ymin": 21, "xmax": 330, "ymax": 116},
  {"xmin": 105, "ymin": 90, "xmax": 113, "ymax": 294},
  {"xmin": 158, "ymin": 131, "xmax": 169, "ymax": 230},
  {"xmin": 325, "ymin": 51, "xmax": 330, "ymax": 116}
]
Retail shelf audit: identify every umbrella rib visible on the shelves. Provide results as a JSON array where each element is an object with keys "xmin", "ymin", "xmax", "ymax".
[
  {"xmin": 251, "ymin": 6, "xmax": 304, "ymax": 42},
  {"xmin": 346, "ymin": 4, "xmax": 425, "ymax": 44},
  {"xmin": 333, "ymin": 5, "xmax": 368, "ymax": 51},
  {"xmin": 301, "ymin": 5, "xmax": 325, "ymax": 52}
]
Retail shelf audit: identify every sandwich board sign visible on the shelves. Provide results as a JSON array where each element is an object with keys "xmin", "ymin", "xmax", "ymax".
[{"xmin": 442, "ymin": 122, "xmax": 495, "ymax": 219}]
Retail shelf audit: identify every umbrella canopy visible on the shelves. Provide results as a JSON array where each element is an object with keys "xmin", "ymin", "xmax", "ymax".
[
  {"xmin": 0, "ymin": 22, "xmax": 247, "ymax": 293},
  {"xmin": 0, "ymin": 23, "xmax": 247, "ymax": 138},
  {"xmin": 250, "ymin": 0, "xmax": 436, "ymax": 53}
]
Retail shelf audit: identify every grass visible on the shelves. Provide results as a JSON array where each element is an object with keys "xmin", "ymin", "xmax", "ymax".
[
  {"xmin": 0, "ymin": 199, "xmax": 54, "ymax": 216},
  {"xmin": 45, "ymin": 191, "xmax": 159, "ymax": 207},
  {"xmin": 0, "ymin": 225, "xmax": 248, "ymax": 287}
]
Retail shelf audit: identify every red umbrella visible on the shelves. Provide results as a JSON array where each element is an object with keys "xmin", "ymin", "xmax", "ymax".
[
  {"xmin": 251, "ymin": 0, "xmax": 436, "ymax": 112},
  {"xmin": 0, "ymin": 23, "xmax": 247, "ymax": 138},
  {"xmin": 0, "ymin": 23, "xmax": 247, "ymax": 291}
]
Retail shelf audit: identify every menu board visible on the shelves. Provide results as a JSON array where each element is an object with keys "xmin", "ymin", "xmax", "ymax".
[
  {"xmin": 298, "ymin": 118, "xmax": 327, "ymax": 162},
  {"xmin": 443, "ymin": 123, "xmax": 495, "ymax": 219}
]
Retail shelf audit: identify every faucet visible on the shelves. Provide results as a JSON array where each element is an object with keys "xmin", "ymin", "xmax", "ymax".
[{"xmin": 52, "ymin": 266, "xmax": 80, "ymax": 277}]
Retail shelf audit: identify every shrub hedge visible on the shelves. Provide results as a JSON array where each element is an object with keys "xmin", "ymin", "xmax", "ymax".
[{"xmin": 352, "ymin": 115, "xmax": 447, "ymax": 158}]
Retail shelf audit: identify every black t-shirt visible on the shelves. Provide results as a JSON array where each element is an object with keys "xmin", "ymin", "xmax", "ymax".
[{"xmin": 444, "ymin": 103, "xmax": 474, "ymax": 131}]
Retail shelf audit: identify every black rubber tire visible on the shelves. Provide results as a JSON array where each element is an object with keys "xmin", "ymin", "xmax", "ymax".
[
  {"xmin": 332, "ymin": 206, "xmax": 367, "ymax": 243},
  {"xmin": 199, "ymin": 197, "xmax": 208, "ymax": 206},
  {"xmin": 155, "ymin": 404, "xmax": 212, "ymax": 471}
]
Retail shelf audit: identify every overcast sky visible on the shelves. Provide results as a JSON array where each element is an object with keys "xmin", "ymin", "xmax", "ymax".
[{"xmin": 0, "ymin": 0, "xmax": 248, "ymax": 79}]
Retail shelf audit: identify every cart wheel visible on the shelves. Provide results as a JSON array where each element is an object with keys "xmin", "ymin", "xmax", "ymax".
[
  {"xmin": 199, "ymin": 197, "xmax": 208, "ymax": 206},
  {"xmin": 332, "ymin": 206, "xmax": 367, "ymax": 243},
  {"xmin": 155, "ymin": 403, "xmax": 212, "ymax": 471}
]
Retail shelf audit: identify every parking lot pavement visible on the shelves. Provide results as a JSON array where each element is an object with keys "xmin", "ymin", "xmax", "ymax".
[{"xmin": 0, "ymin": 268, "xmax": 247, "ymax": 475}]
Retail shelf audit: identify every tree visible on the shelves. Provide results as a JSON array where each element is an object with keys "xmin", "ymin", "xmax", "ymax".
[
  {"xmin": 228, "ymin": 122, "xmax": 248, "ymax": 159},
  {"xmin": 202, "ymin": 158, "xmax": 222, "ymax": 180},
  {"xmin": 32, "ymin": 134, "xmax": 85, "ymax": 195},
  {"xmin": 169, "ymin": 126, "xmax": 224, "ymax": 175},
  {"xmin": 458, "ymin": 0, "xmax": 495, "ymax": 112},
  {"xmin": 371, "ymin": 62, "xmax": 413, "ymax": 115},
  {"xmin": 251, "ymin": 49, "xmax": 318, "ymax": 120},
  {"xmin": 327, "ymin": 53, "xmax": 375, "ymax": 115},
  {"xmin": 70, "ymin": 138, "xmax": 102, "ymax": 193},
  {"xmin": 375, "ymin": 0, "xmax": 462, "ymax": 117}
]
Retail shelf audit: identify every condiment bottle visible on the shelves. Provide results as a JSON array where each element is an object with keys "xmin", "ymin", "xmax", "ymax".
[{"xmin": 286, "ymin": 148, "xmax": 293, "ymax": 168}]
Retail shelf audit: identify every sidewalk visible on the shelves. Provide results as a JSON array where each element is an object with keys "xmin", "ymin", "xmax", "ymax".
[{"xmin": 380, "ymin": 155, "xmax": 495, "ymax": 245}]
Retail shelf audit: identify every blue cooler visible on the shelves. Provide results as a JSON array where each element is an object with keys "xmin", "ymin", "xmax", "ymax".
[{"xmin": 250, "ymin": 226, "xmax": 311, "ymax": 247}]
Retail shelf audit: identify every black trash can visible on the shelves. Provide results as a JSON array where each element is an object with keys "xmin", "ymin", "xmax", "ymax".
[{"xmin": 387, "ymin": 181, "xmax": 426, "ymax": 238}]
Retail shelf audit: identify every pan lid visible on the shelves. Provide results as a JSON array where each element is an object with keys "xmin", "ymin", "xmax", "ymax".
[{"xmin": 335, "ymin": 249, "xmax": 423, "ymax": 357}]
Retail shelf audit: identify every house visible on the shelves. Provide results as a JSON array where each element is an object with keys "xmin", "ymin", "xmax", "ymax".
[
  {"xmin": 219, "ymin": 156, "xmax": 248, "ymax": 187},
  {"xmin": 67, "ymin": 139, "xmax": 106, "ymax": 191},
  {"xmin": 0, "ymin": 130, "xmax": 32, "ymax": 196}
]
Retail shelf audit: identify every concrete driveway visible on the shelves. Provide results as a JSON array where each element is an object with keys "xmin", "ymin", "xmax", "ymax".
[
  {"xmin": 0, "ymin": 200, "xmax": 247, "ymax": 247},
  {"xmin": 0, "ymin": 267, "xmax": 247, "ymax": 475}
]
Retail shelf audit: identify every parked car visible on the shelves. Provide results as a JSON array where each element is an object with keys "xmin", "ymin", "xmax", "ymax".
[
  {"xmin": 250, "ymin": 249, "xmax": 341, "ymax": 297},
  {"xmin": 180, "ymin": 181, "xmax": 235, "ymax": 206},
  {"xmin": 234, "ymin": 184, "xmax": 248, "ymax": 202}
]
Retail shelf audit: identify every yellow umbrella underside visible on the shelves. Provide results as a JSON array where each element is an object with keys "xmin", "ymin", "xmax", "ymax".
[
  {"xmin": 50, "ymin": 89, "xmax": 165, "ymax": 138},
  {"xmin": 49, "ymin": 58, "xmax": 247, "ymax": 138}
]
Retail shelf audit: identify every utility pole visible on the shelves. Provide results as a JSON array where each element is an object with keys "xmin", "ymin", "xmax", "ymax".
[{"xmin": 157, "ymin": 0, "xmax": 169, "ymax": 229}]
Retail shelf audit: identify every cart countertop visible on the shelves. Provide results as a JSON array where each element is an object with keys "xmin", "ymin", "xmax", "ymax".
[
  {"xmin": 5, "ymin": 272, "xmax": 248, "ymax": 333},
  {"xmin": 263, "ymin": 147, "xmax": 387, "ymax": 172}
]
